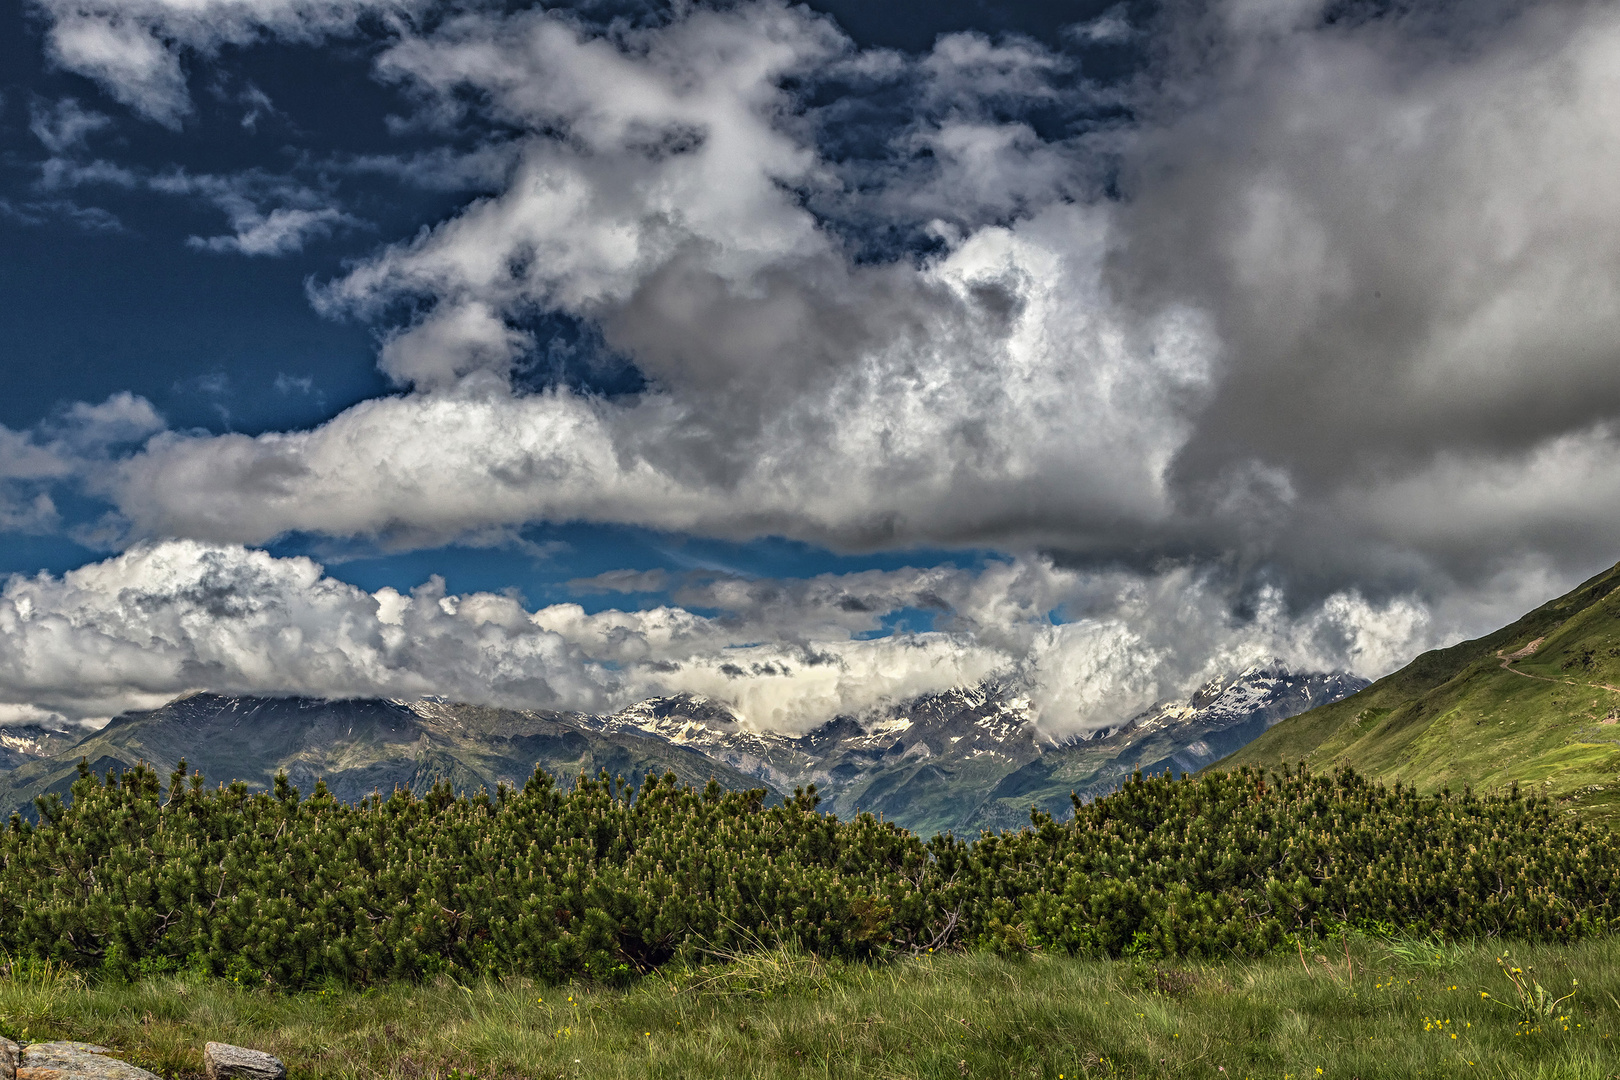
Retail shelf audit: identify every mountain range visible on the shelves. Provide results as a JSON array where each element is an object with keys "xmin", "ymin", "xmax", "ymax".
[
  {"xmin": 578, "ymin": 667, "xmax": 1365, "ymax": 834},
  {"xmin": 0, "ymin": 720, "xmax": 79, "ymax": 770},
  {"xmin": 12, "ymin": 559, "xmax": 1620, "ymax": 833},
  {"xmin": 1222, "ymin": 559, "xmax": 1620, "ymax": 825},
  {"xmin": 0, "ymin": 664, "xmax": 1362, "ymax": 834}
]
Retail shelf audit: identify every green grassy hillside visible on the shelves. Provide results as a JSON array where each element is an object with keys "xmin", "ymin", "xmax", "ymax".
[{"xmin": 1218, "ymin": 560, "xmax": 1620, "ymax": 823}]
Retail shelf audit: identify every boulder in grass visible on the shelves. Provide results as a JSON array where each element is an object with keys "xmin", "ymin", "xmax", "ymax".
[
  {"xmin": 1, "ymin": 1036, "xmax": 18, "ymax": 1080},
  {"xmin": 202, "ymin": 1043, "xmax": 285, "ymax": 1080},
  {"xmin": 15, "ymin": 1042, "xmax": 161, "ymax": 1080}
]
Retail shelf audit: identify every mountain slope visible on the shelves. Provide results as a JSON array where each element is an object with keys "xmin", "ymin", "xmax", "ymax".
[
  {"xmin": 968, "ymin": 667, "xmax": 1367, "ymax": 831},
  {"xmin": 590, "ymin": 669, "xmax": 1364, "ymax": 835},
  {"xmin": 0, "ymin": 694, "xmax": 774, "ymax": 821},
  {"xmin": 0, "ymin": 722, "xmax": 79, "ymax": 770},
  {"xmin": 1218, "ymin": 560, "xmax": 1620, "ymax": 824},
  {"xmin": 581, "ymin": 687, "xmax": 1049, "ymax": 837}
]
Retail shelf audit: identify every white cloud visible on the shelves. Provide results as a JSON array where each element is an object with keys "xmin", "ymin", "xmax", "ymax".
[
  {"xmin": 0, "ymin": 702, "xmax": 72, "ymax": 728},
  {"xmin": 34, "ymin": 0, "xmax": 425, "ymax": 126},
  {"xmin": 1066, "ymin": 6, "xmax": 1135, "ymax": 45},
  {"xmin": 29, "ymin": 97, "xmax": 111, "ymax": 154},
  {"xmin": 52, "ymin": 392, "xmax": 166, "ymax": 451},
  {"xmin": 339, "ymin": 143, "xmax": 522, "ymax": 192},
  {"xmin": 0, "ymin": 541, "xmax": 1432, "ymax": 732},
  {"xmin": 0, "ymin": 491, "xmax": 62, "ymax": 535},
  {"xmin": 45, "ymin": 12, "xmax": 191, "ymax": 126},
  {"xmin": 0, "ymin": 195, "xmax": 123, "ymax": 231},
  {"xmin": 0, "ymin": 393, "xmax": 162, "ymax": 537},
  {"xmin": 152, "ymin": 169, "xmax": 362, "ymax": 255},
  {"xmin": 22, "ymin": 0, "xmax": 1618, "ymax": 611},
  {"xmin": 100, "ymin": 239, "xmax": 1208, "ymax": 550},
  {"xmin": 189, "ymin": 205, "xmax": 354, "ymax": 256},
  {"xmin": 920, "ymin": 31, "xmax": 1069, "ymax": 108},
  {"xmin": 47, "ymin": 160, "xmax": 361, "ymax": 256}
]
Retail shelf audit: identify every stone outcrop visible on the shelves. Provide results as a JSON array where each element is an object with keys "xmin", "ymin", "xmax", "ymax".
[
  {"xmin": 12, "ymin": 1043, "xmax": 159, "ymax": 1080},
  {"xmin": 202, "ymin": 1043, "xmax": 285, "ymax": 1080},
  {"xmin": 0, "ymin": 1039, "xmax": 285, "ymax": 1080}
]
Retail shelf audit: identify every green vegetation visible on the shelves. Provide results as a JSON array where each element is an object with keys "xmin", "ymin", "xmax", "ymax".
[
  {"xmin": 3, "ymin": 759, "xmax": 1617, "ymax": 988},
  {"xmin": 5, "ymin": 937, "xmax": 1620, "ymax": 1079},
  {"xmin": 1220, "ymin": 560, "xmax": 1620, "ymax": 825}
]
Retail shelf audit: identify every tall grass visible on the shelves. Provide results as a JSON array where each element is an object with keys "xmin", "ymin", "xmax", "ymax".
[{"xmin": 2, "ymin": 936, "xmax": 1618, "ymax": 1079}]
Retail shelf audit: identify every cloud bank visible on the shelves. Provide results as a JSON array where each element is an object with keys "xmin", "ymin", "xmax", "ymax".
[{"xmin": 0, "ymin": 540, "xmax": 1429, "ymax": 732}]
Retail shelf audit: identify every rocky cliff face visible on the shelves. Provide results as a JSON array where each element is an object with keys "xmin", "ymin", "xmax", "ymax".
[{"xmin": 580, "ymin": 685, "xmax": 1053, "ymax": 836}]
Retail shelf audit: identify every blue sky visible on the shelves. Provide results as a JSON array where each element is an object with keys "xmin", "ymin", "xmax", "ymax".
[{"xmin": 3, "ymin": 0, "xmax": 1619, "ymax": 731}]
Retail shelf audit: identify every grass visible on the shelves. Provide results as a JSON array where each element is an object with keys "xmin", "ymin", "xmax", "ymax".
[
  {"xmin": 4, "ymin": 937, "xmax": 1620, "ymax": 1079},
  {"xmin": 1220, "ymin": 560, "xmax": 1620, "ymax": 827}
]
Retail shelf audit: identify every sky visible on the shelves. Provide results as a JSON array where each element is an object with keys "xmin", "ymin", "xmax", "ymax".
[{"xmin": 3, "ymin": 0, "xmax": 1620, "ymax": 734}]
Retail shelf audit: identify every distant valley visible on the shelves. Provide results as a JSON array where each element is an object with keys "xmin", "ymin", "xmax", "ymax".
[{"xmin": 0, "ymin": 664, "xmax": 1361, "ymax": 834}]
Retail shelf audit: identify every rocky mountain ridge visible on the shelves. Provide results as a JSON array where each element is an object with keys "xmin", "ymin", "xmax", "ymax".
[
  {"xmin": 971, "ymin": 666, "xmax": 1369, "ymax": 830},
  {"xmin": 0, "ymin": 664, "xmax": 1364, "ymax": 834},
  {"xmin": 575, "ymin": 664, "xmax": 1366, "ymax": 834},
  {"xmin": 0, "ymin": 694, "xmax": 770, "ymax": 825},
  {"xmin": 0, "ymin": 721, "xmax": 79, "ymax": 769}
]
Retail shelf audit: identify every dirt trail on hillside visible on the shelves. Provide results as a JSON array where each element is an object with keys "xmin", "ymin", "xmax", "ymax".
[
  {"xmin": 1497, "ymin": 637, "xmax": 1620, "ymax": 699},
  {"xmin": 1498, "ymin": 639, "xmax": 1557, "ymax": 682},
  {"xmin": 1503, "ymin": 638, "xmax": 1545, "ymax": 662}
]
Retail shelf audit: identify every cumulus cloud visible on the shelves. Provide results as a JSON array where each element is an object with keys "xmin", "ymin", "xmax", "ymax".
[
  {"xmin": 0, "ymin": 541, "xmax": 1430, "ymax": 732},
  {"xmin": 17, "ymin": 0, "xmax": 1620, "ymax": 705},
  {"xmin": 1116, "ymin": 0, "xmax": 1620, "ymax": 514},
  {"xmin": 36, "ymin": 0, "xmax": 1608, "ymax": 604},
  {"xmin": 34, "ymin": 0, "xmax": 425, "ymax": 126}
]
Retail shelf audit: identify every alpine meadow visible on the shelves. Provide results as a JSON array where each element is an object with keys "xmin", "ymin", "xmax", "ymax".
[{"xmin": 7, "ymin": 0, "xmax": 1620, "ymax": 1077}]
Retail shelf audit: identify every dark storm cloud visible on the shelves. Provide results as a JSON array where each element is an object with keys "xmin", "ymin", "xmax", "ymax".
[{"xmin": 1100, "ymin": 0, "xmax": 1620, "ymax": 594}]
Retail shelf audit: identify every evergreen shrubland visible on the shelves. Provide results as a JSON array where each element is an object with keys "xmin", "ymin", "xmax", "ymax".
[{"xmin": 1, "ymin": 760, "xmax": 1615, "ymax": 988}]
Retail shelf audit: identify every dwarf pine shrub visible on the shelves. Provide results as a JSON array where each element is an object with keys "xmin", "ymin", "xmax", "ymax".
[{"xmin": 1, "ymin": 760, "xmax": 1615, "ymax": 987}]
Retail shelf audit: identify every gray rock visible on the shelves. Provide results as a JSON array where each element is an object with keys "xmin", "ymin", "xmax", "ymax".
[
  {"xmin": 1, "ymin": 1036, "xmax": 18, "ymax": 1080},
  {"xmin": 203, "ymin": 1043, "xmax": 285, "ymax": 1080},
  {"xmin": 15, "ymin": 1041, "xmax": 160, "ymax": 1080}
]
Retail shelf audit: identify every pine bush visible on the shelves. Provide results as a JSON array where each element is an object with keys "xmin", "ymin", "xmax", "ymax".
[{"xmin": 1, "ymin": 760, "xmax": 1613, "ymax": 987}]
